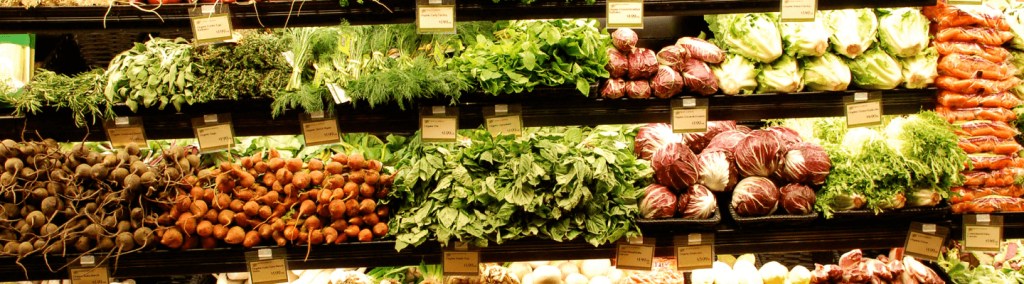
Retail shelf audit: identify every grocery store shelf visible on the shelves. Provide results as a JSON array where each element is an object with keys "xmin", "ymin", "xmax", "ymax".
[
  {"xmin": 0, "ymin": 87, "xmax": 937, "ymax": 142},
  {"xmin": 0, "ymin": 0, "xmax": 937, "ymax": 33},
  {"xmin": 4, "ymin": 212, "xmax": 1010, "ymax": 281}
]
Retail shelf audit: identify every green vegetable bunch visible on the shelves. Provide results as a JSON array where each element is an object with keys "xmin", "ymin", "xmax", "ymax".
[
  {"xmin": 193, "ymin": 30, "xmax": 290, "ymax": 101},
  {"xmin": 388, "ymin": 125, "xmax": 652, "ymax": 251},
  {"xmin": 9, "ymin": 69, "xmax": 114, "ymax": 127},
  {"xmin": 454, "ymin": 19, "xmax": 611, "ymax": 96},
  {"xmin": 102, "ymin": 37, "xmax": 205, "ymax": 112}
]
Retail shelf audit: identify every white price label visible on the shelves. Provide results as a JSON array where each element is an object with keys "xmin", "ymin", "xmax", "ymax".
[
  {"xmin": 780, "ymin": 0, "xmax": 816, "ymax": 22},
  {"xmin": 417, "ymin": 6, "xmax": 456, "ymax": 33},
  {"xmin": 443, "ymin": 251, "xmax": 480, "ymax": 276},
  {"xmin": 616, "ymin": 244, "xmax": 654, "ymax": 271},
  {"xmin": 195, "ymin": 124, "xmax": 234, "ymax": 153},
  {"xmin": 485, "ymin": 115, "xmax": 523, "ymax": 137},
  {"xmin": 191, "ymin": 14, "xmax": 233, "ymax": 44},
  {"xmin": 422, "ymin": 117, "xmax": 458, "ymax": 142},
  {"xmin": 671, "ymin": 108, "xmax": 708, "ymax": 133},
  {"xmin": 846, "ymin": 101, "xmax": 882, "ymax": 128},
  {"xmin": 607, "ymin": 0, "xmax": 643, "ymax": 29}
]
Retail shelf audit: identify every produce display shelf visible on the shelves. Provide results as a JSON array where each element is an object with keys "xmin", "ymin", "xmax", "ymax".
[
  {"xmin": 0, "ymin": 0, "xmax": 937, "ymax": 33},
  {"xmin": 1, "ymin": 216, "xmax": 1000, "ymax": 281},
  {"xmin": 0, "ymin": 88, "xmax": 936, "ymax": 142}
]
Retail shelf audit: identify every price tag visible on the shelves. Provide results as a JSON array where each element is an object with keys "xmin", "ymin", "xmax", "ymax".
[
  {"xmin": 963, "ymin": 214, "xmax": 1003, "ymax": 252},
  {"xmin": 196, "ymin": 124, "xmax": 234, "ymax": 153},
  {"xmin": 948, "ymin": 0, "xmax": 982, "ymax": 4},
  {"xmin": 422, "ymin": 117, "xmax": 458, "ymax": 142},
  {"xmin": 903, "ymin": 222, "xmax": 949, "ymax": 262},
  {"xmin": 192, "ymin": 114, "xmax": 235, "ymax": 154},
  {"xmin": 844, "ymin": 92, "xmax": 882, "ymax": 128},
  {"xmin": 417, "ymin": 5, "xmax": 456, "ymax": 34},
  {"xmin": 301, "ymin": 120, "xmax": 341, "ymax": 147},
  {"xmin": 674, "ymin": 233, "xmax": 714, "ymax": 271},
  {"xmin": 103, "ymin": 117, "xmax": 147, "ymax": 149},
  {"xmin": 246, "ymin": 248, "xmax": 290, "ymax": 284},
  {"xmin": 443, "ymin": 251, "xmax": 480, "ymax": 276},
  {"xmin": 607, "ymin": 0, "xmax": 644, "ymax": 29},
  {"xmin": 421, "ymin": 106, "xmax": 459, "ymax": 142},
  {"xmin": 485, "ymin": 116, "xmax": 523, "ymax": 137},
  {"xmin": 69, "ymin": 267, "xmax": 109, "ymax": 284},
  {"xmin": 671, "ymin": 98, "xmax": 708, "ymax": 133},
  {"xmin": 780, "ymin": 0, "xmax": 816, "ymax": 23},
  {"xmin": 326, "ymin": 83, "xmax": 352, "ymax": 104},
  {"xmin": 189, "ymin": 5, "xmax": 233, "ymax": 45},
  {"xmin": 483, "ymin": 104, "xmax": 523, "ymax": 137},
  {"xmin": 616, "ymin": 237, "xmax": 655, "ymax": 271}
]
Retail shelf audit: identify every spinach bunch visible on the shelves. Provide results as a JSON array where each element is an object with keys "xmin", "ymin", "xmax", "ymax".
[
  {"xmin": 387, "ymin": 125, "xmax": 652, "ymax": 251},
  {"xmin": 454, "ymin": 19, "xmax": 611, "ymax": 96}
]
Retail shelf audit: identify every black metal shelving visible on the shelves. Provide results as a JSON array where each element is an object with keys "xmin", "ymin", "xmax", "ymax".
[
  {"xmin": 2, "ymin": 212, "xmax": 1017, "ymax": 281},
  {"xmin": 0, "ymin": 0, "xmax": 937, "ymax": 33},
  {"xmin": 0, "ymin": 87, "xmax": 936, "ymax": 142}
]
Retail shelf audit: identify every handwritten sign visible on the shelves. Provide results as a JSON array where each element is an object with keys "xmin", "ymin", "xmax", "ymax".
[
  {"xmin": 616, "ymin": 243, "xmax": 654, "ymax": 270},
  {"xmin": 676, "ymin": 245, "xmax": 714, "ymax": 271},
  {"xmin": 607, "ymin": 0, "xmax": 643, "ymax": 29},
  {"xmin": 195, "ymin": 124, "xmax": 234, "ymax": 153},
  {"xmin": 846, "ymin": 101, "xmax": 882, "ymax": 128},
  {"xmin": 422, "ymin": 117, "xmax": 458, "ymax": 142},
  {"xmin": 780, "ymin": 0, "xmax": 816, "ymax": 22},
  {"xmin": 106, "ymin": 127, "xmax": 146, "ymax": 149},
  {"xmin": 70, "ymin": 267, "xmax": 109, "ymax": 284},
  {"xmin": 905, "ymin": 231, "xmax": 944, "ymax": 261},
  {"xmin": 302, "ymin": 120, "xmax": 341, "ymax": 146},
  {"xmin": 443, "ymin": 251, "xmax": 480, "ymax": 276},
  {"xmin": 417, "ymin": 6, "xmax": 456, "ymax": 34},
  {"xmin": 672, "ymin": 108, "xmax": 708, "ymax": 133},
  {"xmin": 248, "ymin": 259, "xmax": 289, "ymax": 284},
  {"xmin": 485, "ymin": 115, "xmax": 523, "ymax": 137}
]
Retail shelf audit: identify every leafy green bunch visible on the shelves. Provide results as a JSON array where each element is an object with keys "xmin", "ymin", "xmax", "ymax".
[
  {"xmin": 102, "ymin": 37, "xmax": 205, "ymax": 112},
  {"xmin": 193, "ymin": 30, "xmax": 290, "ymax": 101},
  {"xmin": 388, "ymin": 125, "xmax": 652, "ymax": 251},
  {"xmin": 454, "ymin": 19, "xmax": 611, "ymax": 96},
  {"xmin": 7, "ymin": 69, "xmax": 114, "ymax": 127}
]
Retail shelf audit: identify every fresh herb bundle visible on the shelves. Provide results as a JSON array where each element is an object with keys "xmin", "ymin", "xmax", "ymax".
[
  {"xmin": 102, "ymin": 37, "xmax": 204, "ymax": 112},
  {"xmin": 454, "ymin": 19, "xmax": 611, "ymax": 96},
  {"xmin": 387, "ymin": 125, "xmax": 652, "ymax": 250},
  {"xmin": 8, "ymin": 69, "xmax": 115, "ymax": 127},
  {"xmin": 193, "ymin": 30, "xmax": 290, "ymax": 101}
]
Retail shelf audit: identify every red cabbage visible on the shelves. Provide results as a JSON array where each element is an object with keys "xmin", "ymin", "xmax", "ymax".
[
  {"xmin": 640, "ymin": 184, "xmax": 677, "ymax": 219},
  {"xmin": 676, "ymin": 37, "xmax": 725, "ymax": 64},
  {"xmin": 635, "ymin": 123, "xmax": 682, "ymax": 160},
  {"xmin": 731, "ymin": 176, "xmax": 780, "ymax": 216},
  {"xmin": 679, "ymin": 184, "xmax": 717, "ymax": 218},
  {"xmin": 780, "ymin": 183, "xmax": 816, "ymax": 215},
  {"xmin": 651, "ymin": 65, "xmax": 685, "ymax": 99},
  {"xmin": 628, "ymin": 48, "xmax": 659, "ymax": 80},
  {"xmin": 657, "ymin": 45, "xmax": 689, "ymax": 67},
  {"xmin": 767, "ymin": 126, "xmax": 803, "ymax": 151},
  {"xmin": 612, "ymin": 28, "xmax": 639, "ymax": 54},
  {"xmin": 678, "ymin": 58, "xmax": 719, "ymax": 96},
  {"xmin": 734, "ymin": 130, "xmax": 785, "ymax": 177},
  {"xmin": 779, "ymin": 142, "xmax": 831, "ymax": 185},
  {"xmin": 602, "ymin": 79, "xmax": 627, "ymax": 99},
  {"xmin": 705, "ymin": 130, "xmax": 748, "ymax": 153},
  {"xmin": 652, "ymin": 141, "xmax": 700, "ymax": 192},
  {"xmin": 696, "ymin": 150, "xmax": 739, "ymax": 192},
  {"xmin": 606, "ymin": 48, "xmax": 629, "ymax": 79},
  {"xmin": 625, "ymin": 80, "xmax": 652, "ymax": 99}
]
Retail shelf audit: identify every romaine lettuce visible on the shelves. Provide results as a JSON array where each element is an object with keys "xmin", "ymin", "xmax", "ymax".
[
  {"xmin": 876, "ymin": 8, "xmax": 929, "ymax": 58},
  {"xmin": 823, "ymin": 9, "xmax": 878, "ymax": 59},
  {"xmin": 801, "ymin": 52, "xmax": 851, "ymax": 91},
  {"xmin": 705, "ymin": 13, "xmax": 784, "ymax": 63},
  {"xmin": 711, "ymin": 53, "xmax": 760, "ymax": 95},
  {"xmin": 846, "ymin": 46, "xmax": 903, "ymax": 90}
]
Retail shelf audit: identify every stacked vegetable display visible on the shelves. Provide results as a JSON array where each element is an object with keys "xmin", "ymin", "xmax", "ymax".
[
  {"xmin": 388, "ymin": 126, "xmax": 652, "ymax": 250},
  {"xmin": 770, "ymin": 112, "xmax": 968, "ymax": 217},
  {"xmin": 924, "ymin": 0, "xmax": 1024, "ymax": 213},
  {"xmin": 601, "ymin": 28, "xmax": 725, "ymax": 99},
  {"xmin": 940, "ymin": 239, "xmax": 1024, "ymax": 282},
  {"xmin": 689, "ymin": 249, "xmax": 943, "ymax": 284},
  {"xmin": 702, "ymin": 8, "xmax": 937, "ymax": 95},
  {"xmin": 634, "ymin": 122, "xmax": 829, "ymax": 220}
]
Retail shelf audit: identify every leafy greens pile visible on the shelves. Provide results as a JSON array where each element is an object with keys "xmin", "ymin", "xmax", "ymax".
[
  {"xmin": 454, "ymin": 20, "xmax": 610, "ymax": 96},
  {"xmin": 387, "ymin": 125, "xmax": 652, "ymax": 251},
  {"xmin": 768, "ymin": 111, "xmax": 968, "ymax": 218}
]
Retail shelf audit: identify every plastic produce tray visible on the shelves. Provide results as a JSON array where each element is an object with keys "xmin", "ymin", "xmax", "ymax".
[
  {"xmin": 636, "ymin": 209, "xmax": 721, "ymax": 231},
  {"xmin": 729, "ymin": 205, "xmax": 818, "ymax": 228}
]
